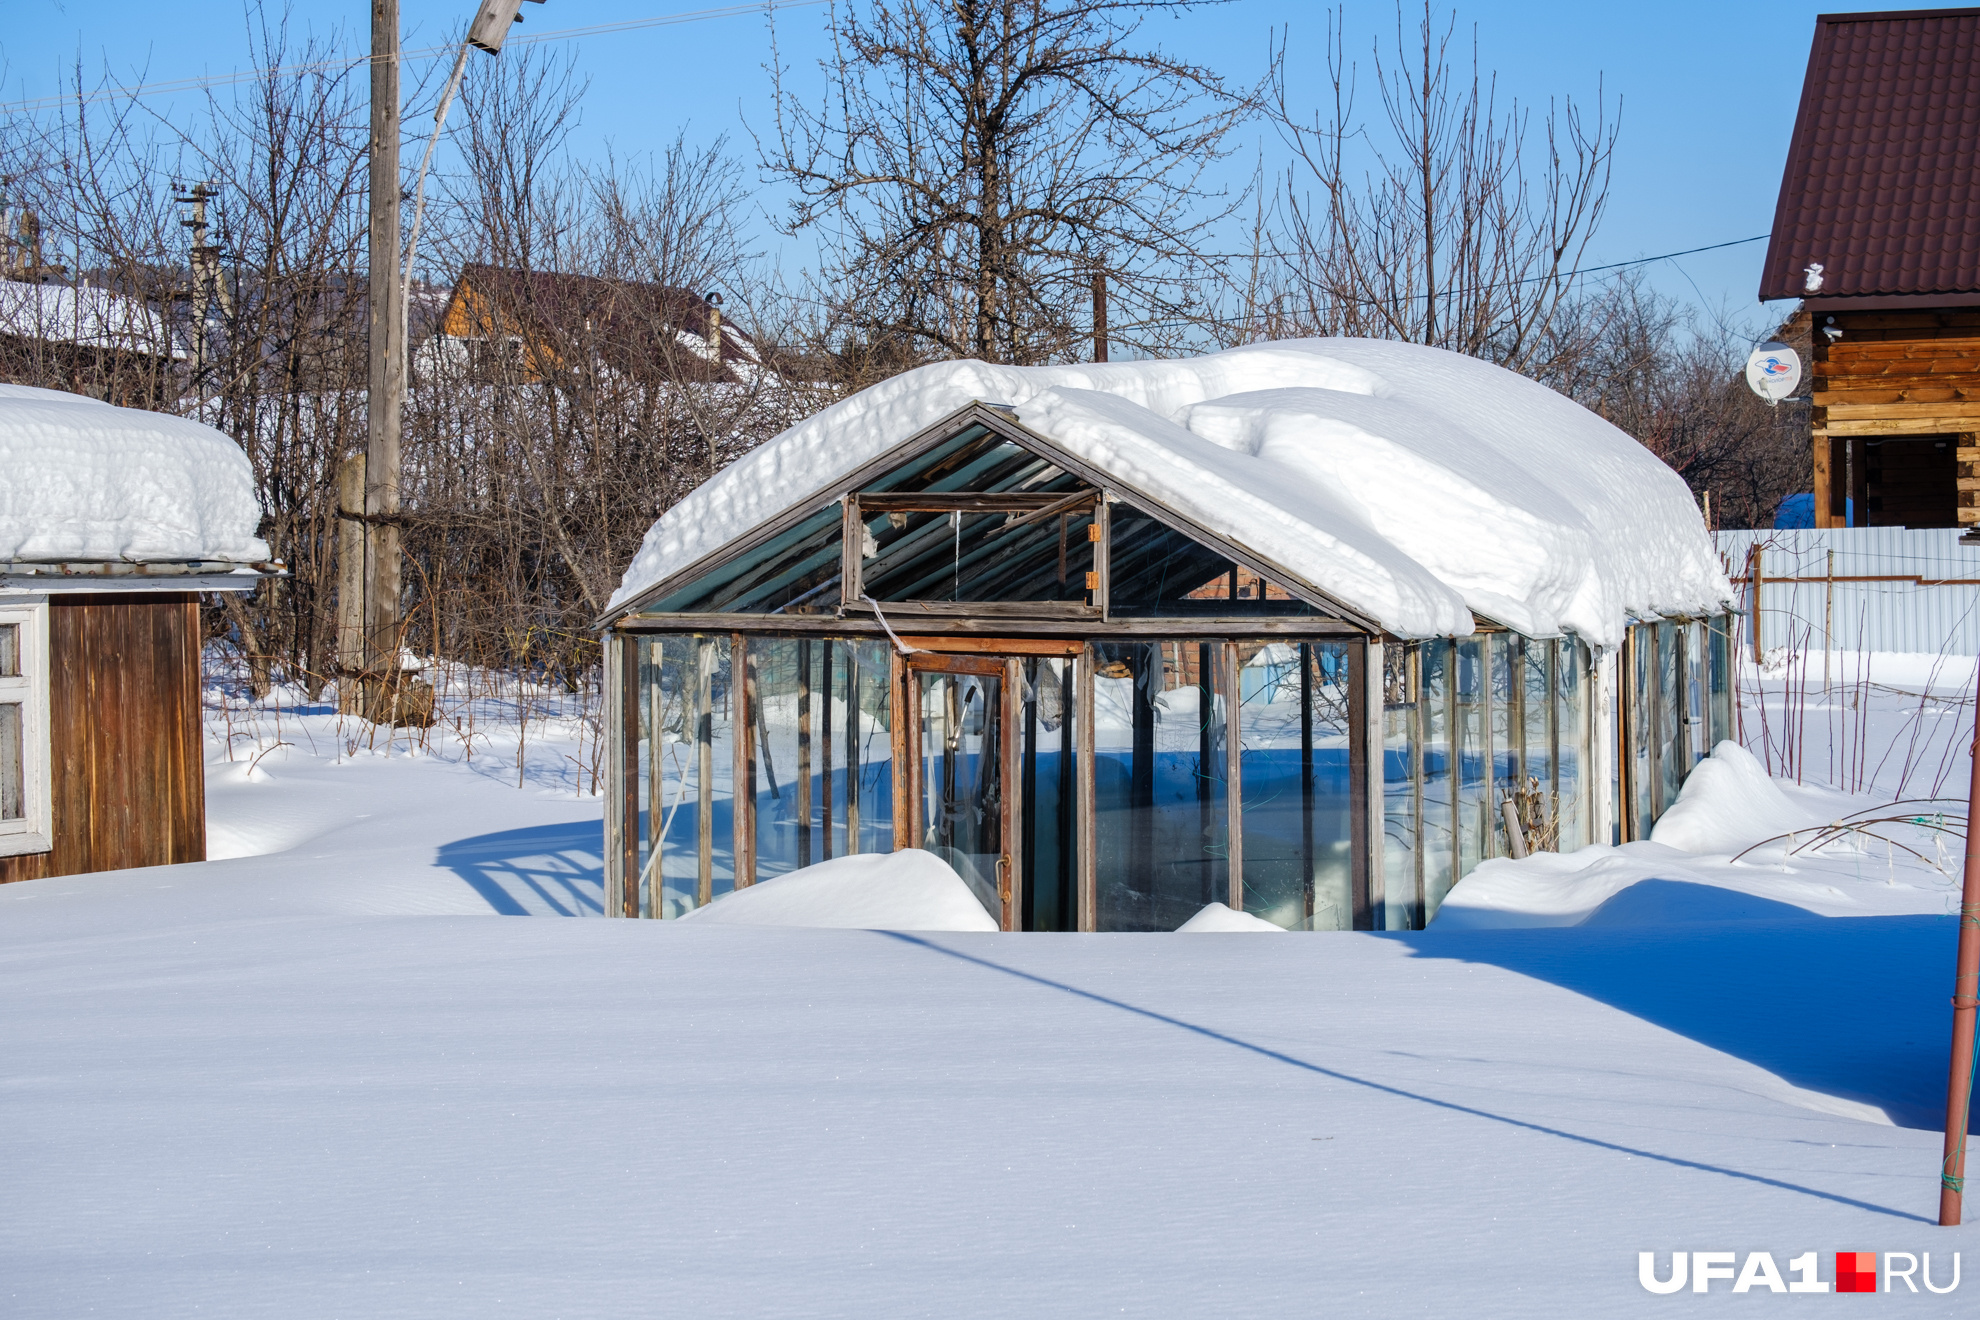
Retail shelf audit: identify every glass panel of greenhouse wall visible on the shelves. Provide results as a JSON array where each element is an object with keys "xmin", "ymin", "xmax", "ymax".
[
  {"xmin": 1707, "ymin": 614, "xmax": 1734, "ymax": 746},
  {"xmin": 1629, "ymin": 625, "xmax": 1655, "ymax": 838},
  {"xmin": 1655, "ymin": 621, "xmax": 1684, "ymax": 819},
  {"xmin": 1386, "ymin": 632, "xmax": 1600, "ymax": 925},
  {"xmin": 1420, "ymin": 640, "xmax": 1456, "ymax": 920},
  {"xmin": 1455, "ymin": 636, "xmax": 1488, "ymax": 878},
  {"xmin": 1682, "ymin": 621, "xmax": 1709, "ymax": 768},
  {"xmin": 1093, "ymin": 640, "xmax": 1230, "ymax": 930},
  {"xmin": 1236, "ymin": 641, "xmax": 1355, "ymax": 930},
  {"xmin": 1382, "ymin": 645, "xmax": 1421, "ymax": 930},
  {"xmin": 747, "ymin": 637, "xmax": 896, "ymax": 883},
  {"xmin": 636, "ymin": 634, "xmax": 734, "ymax": 918},
  {"xmin": 1488, "ymin": 633, "xmax": 1519, "ymax": 855},
  {"xmin": 1020, "ymin": 656, "xmax": 1078, "ymax": 932},
  {"xmin": 1555, "ymin": 640, "xmax": 1591, "ymax": 851}
]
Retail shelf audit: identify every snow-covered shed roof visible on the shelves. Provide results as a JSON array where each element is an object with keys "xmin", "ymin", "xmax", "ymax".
[
  {"xmin": 0, "ymin": 384, "xmax": 269, "ymax": 567},
  {"xmin": 0, "ymin": 280, "xmax": 180, "ymax": 356},
  {"xmin": 609, "ymin": 339, "xmax": 1735, "ymax": 646}
]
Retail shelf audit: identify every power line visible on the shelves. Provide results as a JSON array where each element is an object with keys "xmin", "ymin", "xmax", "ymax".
[
  {"xmin": 0, "ymin": 0, "xmax": 826, "ymax": 116},
  {"xmin": 1131, "ymin": 232, "xmax": 1774, "ymax": 333}
]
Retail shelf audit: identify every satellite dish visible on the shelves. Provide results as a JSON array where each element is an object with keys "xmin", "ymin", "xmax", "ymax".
[{"xmin": 1745, "ymin": 341, "xmax": 1802, "ymax": 403}]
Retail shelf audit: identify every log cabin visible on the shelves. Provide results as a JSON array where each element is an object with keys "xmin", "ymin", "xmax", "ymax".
[
  {"xmin": 594, "ymin": 341, "xmax": 1738, "ymax": 931},
  {"xmin": 1761, "ymin": 7, "xmax": 1980, "ymax": 529},
  {"xmin": 0, "ymin": 384, "xmax": 274, "ymax": 882}
]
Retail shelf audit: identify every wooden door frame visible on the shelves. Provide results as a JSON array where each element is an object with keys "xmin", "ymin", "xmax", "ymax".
[{"xmin": 898, "ymin": 647, "xmax": 1026, "ymax": 930}]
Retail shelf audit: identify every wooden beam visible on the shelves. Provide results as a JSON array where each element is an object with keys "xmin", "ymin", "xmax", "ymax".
[
  {"xmin": 891, "ymin": 647, "xmax": 912, "ymax": 853},
  {"xmin": 842, "ymin": 598, "xmax": 1099, "ymax": 620},
  {"xmin": 1825, "ymin": 416, "xmax": 1980, "ymax": 437},
  {"xmin": 620, "ymin": 632, "xmax": 640, "ymax": 917},
  {"xmin": 695, "ymin": 636, "xmax": 715, "ymax": 907},
  {"xmin": 856, "ymin": 491, "xmax": 1092, "ymax": 513},
  {"xmin": 839, "ymin": 495, "xmax": 864, "ymax": 608},
  {"xmin": 1812, "ymin": 433, "xmax": 1834, "ymax": 528},
  {"xmin": 1354, "ymin": 637, "xmax": 1378, "ymax": 930},
  {"xmin": 1820, "ymin": 399, "xmax": 1980, "ymax": 422},
  {"xmin": 733, "ymin": 633, "xmax": 756, "ymax": 888},
  {"xmin": 615, "ymin": 612, "xmax": 1367, "ymax": 638},
  {"xmin": 1000, "ymin": 656, "xmax": 1022, "ymax": 931},
  {"xmin": 1221, "ymin": 641, "xmax": 1244, "ymax": 912},
  {"xmin": 898, "ymin": 636, "xmax": 1084, "ymax": 655},
  {"xmin": 1076, "ymin": 643, "xmax": 1097, "ymax": 932}
]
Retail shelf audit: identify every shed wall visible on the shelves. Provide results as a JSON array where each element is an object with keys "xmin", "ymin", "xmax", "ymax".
[{"xmin": 0, "ymin": 592, "xmax": 205, "ymax": 883}]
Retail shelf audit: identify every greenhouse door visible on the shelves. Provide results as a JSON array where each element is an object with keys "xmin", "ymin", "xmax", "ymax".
[{"xmin": 905, "ymin": 653, "xmax": 1018, "ymax": 929}]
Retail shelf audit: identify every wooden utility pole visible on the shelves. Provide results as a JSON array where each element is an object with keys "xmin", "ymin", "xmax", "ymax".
[
  {"xmin": 366, "ymin": 0, "xmax": 405, "ymax": 722},
  {"xmin": 1091, "ymin": 270, "xmax": 1108, "ymax": 363},
  {"xmin": 1941, "ymin": 699, "xmax": 1980, "ymax": 1226},
  {"xmin": 336, "ymin": 455, "xmax": 367, "ymax": 714}
]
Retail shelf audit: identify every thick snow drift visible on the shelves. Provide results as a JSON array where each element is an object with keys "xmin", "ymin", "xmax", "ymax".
[
  {"xmin": 1435, "ymin": 741, "xmax": 1955, "ymax": 930},
  {"xmin": 1647, "ymin": 740, "xmax": 1819, "ymax": 855},
  {"xmin": 676, "ymin": 849, "xmax": 999, "ymax": 930},
  {"xmin": 610, "ymin": 340, "xmax": 1734, "ymax": 644},
  {"xmin": 0, "ymin": 383, "xmax": 268, "ymax": 563}
]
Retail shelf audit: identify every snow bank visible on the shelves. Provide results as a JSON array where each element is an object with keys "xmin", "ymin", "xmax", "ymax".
[
  {"xmin": 1648, "ymin": 741, "xmax": 1824, "ymax": 855},
  {"xmin": 1175, "ymin": 901, "xmax": 1285, "ymax": 932},
  {"xmin": 1434, "ymin": 742, "xmax": 1952, "ymax": 931},
  {"xmin": 609, "ymin": 340, "xmax": 1733, "ymax": 645},
  {"xmin": 676, "ymin": 849, "xmax": 999, "ymax": 930},
  {"xmin": 0, "ymin": 383, "xmax": 268, "ymax": 563}
]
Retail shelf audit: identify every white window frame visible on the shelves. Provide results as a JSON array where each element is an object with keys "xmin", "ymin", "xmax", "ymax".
[{"xmin": 0, "ymin": 595, "xmax": 52, "ymax": 857}]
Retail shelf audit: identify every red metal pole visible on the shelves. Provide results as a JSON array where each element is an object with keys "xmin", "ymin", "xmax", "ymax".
[{"xmin": 1940, "ymin": 689, "xmax": 1980, "ymax": 1226}]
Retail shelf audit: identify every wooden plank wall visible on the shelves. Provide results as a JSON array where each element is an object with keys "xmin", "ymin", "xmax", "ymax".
[
  {"xmin": 1812, "ymin": 309, "xmax": 1980, "ymax": 527},
  {"xmin": 0, "ymin": 592, "xmax": 206, "ymax": 883}
]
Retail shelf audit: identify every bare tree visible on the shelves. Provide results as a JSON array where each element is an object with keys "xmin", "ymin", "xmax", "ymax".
[
  {"xmin": 1251, "ymin": 2, "xmax": 1617, "ymax": 375},
  {"xmin": 763, "ymin": 0, "xmax": 1256, "ymax": 366},
  {"xmin": 1554, "ymin": 280, "xmax": 1810, "ymax": 529}
]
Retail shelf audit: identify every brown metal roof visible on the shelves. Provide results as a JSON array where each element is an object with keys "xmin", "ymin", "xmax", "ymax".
[{"xmin": 1760, "ymin": 8, "xmax": 1980, "ymax": 304}]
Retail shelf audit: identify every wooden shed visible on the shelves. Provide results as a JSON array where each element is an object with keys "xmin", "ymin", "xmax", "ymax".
[
  {"xmin": 1761, "ymin": 7, "xmax": 1980, "ymax": 529},
  {"xmin": 0, "ymin": 385, "xmax": 273, "ymax": 883},
  {"xmin": 595, "ymin": 342, "xmax": 1738, "ymax": 931}
]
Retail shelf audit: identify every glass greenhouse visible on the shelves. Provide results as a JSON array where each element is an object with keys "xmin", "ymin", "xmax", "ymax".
[{"xmin": 598, "ymin": 391, "xmax": 1737, "ymax": 931}]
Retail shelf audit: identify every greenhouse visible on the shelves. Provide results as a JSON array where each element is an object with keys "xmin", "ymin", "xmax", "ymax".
[{"xmin": 596, "ymin": 340, "xmax": 1739, "ymax": 930}]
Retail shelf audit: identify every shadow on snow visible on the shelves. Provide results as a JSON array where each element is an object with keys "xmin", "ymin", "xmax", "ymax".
[{"xmin": 435, "ymin": 821, "xmax": 604, "ymax": 916}]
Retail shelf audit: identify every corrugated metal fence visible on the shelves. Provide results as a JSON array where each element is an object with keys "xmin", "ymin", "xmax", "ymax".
[{"xmin": 1714, "ymin": 527, "xmax": 1980, "ymax": 656}]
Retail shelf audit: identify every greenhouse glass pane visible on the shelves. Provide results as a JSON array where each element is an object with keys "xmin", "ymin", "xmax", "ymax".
[
  {"xmin": 1093, "ymin": 640, "xmax": 1230, "ymax": 930},
  {"xmin": 1382, "ymin": 644, "xmax": 1421, "ymax": 930},
  {"xmin": 636, "ymin": 635, "xmax": 735, "ymax": 917},
  {"xmin": 1236, "ymin": 640, "xmax": 1354, "ymax": 930}
]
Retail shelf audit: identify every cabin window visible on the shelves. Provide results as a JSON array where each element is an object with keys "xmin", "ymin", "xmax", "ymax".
[{"xmin": 0, "ymin": 600, "xmax": 51, "ymax": 855}]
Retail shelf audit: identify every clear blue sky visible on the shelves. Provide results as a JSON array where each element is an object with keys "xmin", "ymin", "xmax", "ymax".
[{"xmin": 5, "ymin": 0, "xmax": 1857, "ymax": 329}]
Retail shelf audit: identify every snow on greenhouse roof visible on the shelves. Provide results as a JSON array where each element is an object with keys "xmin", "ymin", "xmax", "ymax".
[
  {"xmin": 0, "ymin": 384, "xmax": 269, "ymax": 565},
  {"xmin": 609, "ymin": 339, "xmax": 1735, "ymax": 645}
]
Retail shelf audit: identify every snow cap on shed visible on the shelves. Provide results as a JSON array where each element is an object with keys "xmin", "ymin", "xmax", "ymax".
[
  {"xmin": 609, "ymin": 338, "xmax": 1734, "ymax": 647},
  {"xmin": 0, "ymin": 384, "xmax": 269, "ymax": 564}
]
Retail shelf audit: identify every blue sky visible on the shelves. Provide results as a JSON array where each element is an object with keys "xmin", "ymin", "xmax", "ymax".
[{"xmin": 5, "ymin": 0, "xmax": 1856, "ymax": 328}]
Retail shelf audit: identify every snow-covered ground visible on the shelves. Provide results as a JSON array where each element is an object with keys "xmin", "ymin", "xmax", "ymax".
[{"xmin": 1, "ymin": 657, "xmax": 1975, "ymax": 1316}]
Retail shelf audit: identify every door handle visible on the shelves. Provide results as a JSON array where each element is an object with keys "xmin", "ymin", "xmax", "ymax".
[{"xmin": 997, "ymin": 855, "xmax": 1012, "ymax": 905}]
